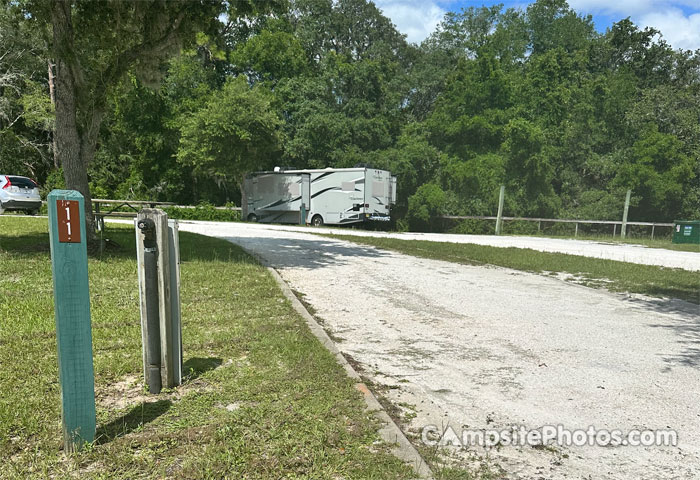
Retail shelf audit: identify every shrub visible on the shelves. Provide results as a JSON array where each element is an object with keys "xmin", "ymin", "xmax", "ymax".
[{"xmin": 406, "ymin": 183, "xmax": 447, "ymax": 232}]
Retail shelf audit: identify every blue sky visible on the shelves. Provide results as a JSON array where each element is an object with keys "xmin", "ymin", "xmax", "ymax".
[{"xmin": 374, "ymin": 0, "xmax": 700, "ymax": 51}]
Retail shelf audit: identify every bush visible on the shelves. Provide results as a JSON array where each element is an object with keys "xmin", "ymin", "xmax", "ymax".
[
  {"xmin": 406, "ymin": 183, "xmax": 447, "ymax": 232},
  {"xmin": 41, "ymin": 169, "xmax": 65, "ymax": 198},
  {"xmin": 448, "ymin": 219, "xmax": 493, "ymax": 235},
  {"xmin": 163, "ymin": 202, "xmax": 241, "ymax": 222}
]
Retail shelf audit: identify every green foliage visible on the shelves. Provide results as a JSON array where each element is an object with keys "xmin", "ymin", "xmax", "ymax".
[
  {"xmin": 41, "ymin": 168, "xmax": 65, "ymax": 197},
  {"xmin": 177, "ymin": 76, "xmax": 283, "ymax": 183},
  {"xmin": 232, "ymin": 29, "xmax": 309, "ymax": 83},
  {"xmin": 615, "ymin": 125, "xmax": 695, "ymax": 221},
  {"xmin": 407, "ymin": 183, "xmax": 447, "ymax": 232},
  {"xmin": 2, "ymin": 0, "xmax": 697, "ymax": 229},
  {"xmin": 163, "ymin": 203, "xmax": 241, "ymax": 222}
]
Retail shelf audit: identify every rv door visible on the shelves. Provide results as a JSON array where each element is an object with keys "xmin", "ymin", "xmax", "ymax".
[{"xmin": 301, "ymin": 173, "xmax": 311, "ymax": 223}]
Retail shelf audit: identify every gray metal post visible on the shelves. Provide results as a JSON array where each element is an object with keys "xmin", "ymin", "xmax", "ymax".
[
  {"xmin": 621, "ymin": 189, "xmax": 631, "ymax": 239},
  {"xmin": 495, "ymin": 185, "xmax": 505, "ymax": 235},
  {"xmin": 167, "ymin": 219, "xmax": 182, "ymax": 386},
  {"xmin": 575, "ymin": 223, "xmax": 578, "ymax": 237},
  {"xmin": 136, "ymin": 209, "xmax": 182, "ymax": 392},
  {"xmin": 138, "ymin": 218, "xmax": 162, "ymax": 394}
]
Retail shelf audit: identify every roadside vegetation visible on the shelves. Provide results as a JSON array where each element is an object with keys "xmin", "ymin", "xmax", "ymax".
[
  {"xmin": 325, "ymin": 234, "xmax": 700, "ymax": 304},
  {"xmin": 0, "ymin": 217, "xmax": 414, "ymax": 479}
]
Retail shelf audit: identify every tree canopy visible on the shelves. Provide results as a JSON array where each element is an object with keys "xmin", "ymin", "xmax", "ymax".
[{"xmin": 1, "ymin": 0, "xmax": 698, "ymax": 230}]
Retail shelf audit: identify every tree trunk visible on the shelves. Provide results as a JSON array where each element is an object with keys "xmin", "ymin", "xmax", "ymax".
[{"xmin": 51, "ymin": 1, "xmax": 96, "ymax": 237}]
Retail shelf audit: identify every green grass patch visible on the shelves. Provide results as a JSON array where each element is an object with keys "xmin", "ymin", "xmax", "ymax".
[
  {"xmin": 517, "ymin": 233, "xmax": 700, "ymax": 253},
  {"xmin": 0, "ymin": 217, "xmax": 414, "ymax": 479},
  {"xmin": 323, "ymin": 234, "xmax": 700, "ymax": 304}
]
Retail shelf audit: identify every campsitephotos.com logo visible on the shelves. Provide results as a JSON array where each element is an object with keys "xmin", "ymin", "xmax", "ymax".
[{"xmin": 421, "ymin": 424, "xmax": 678, "ymax": 449}]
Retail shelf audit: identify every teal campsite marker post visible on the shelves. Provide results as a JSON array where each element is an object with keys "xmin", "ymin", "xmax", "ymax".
[{"xmin": 47, "ymin": 190, "xmax": 96, "ymax": 452}]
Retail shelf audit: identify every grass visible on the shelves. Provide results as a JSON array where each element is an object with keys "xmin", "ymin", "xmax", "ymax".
[
  {"xmin": 517, "ymin": 233, "xmax": 700, "ymax": 252},
  {"xmin": 0, "ymin": 217, "xmax": 415, "ymax": 479},
  {"xmin": 322, "ymin": 234, "xmax": 700, "ymax": 304}
]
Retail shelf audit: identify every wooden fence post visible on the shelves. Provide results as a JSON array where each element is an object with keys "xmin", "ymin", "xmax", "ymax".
[
  {"xmin": 621, "ymin": 189, "xmax": 631, "ymax": 239},
  {"xmin": 495, "ymin": 185, "xmax": 505, "ymax": 235},
  {"xmin": 47, "ymin": 190, "xmax": 96, "ymax": 452}
]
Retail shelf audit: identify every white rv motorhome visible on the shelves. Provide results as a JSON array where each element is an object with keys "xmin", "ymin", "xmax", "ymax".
[
  {"xmin": 241, "ymin": 171, "xmax": 311, "ymax": 224},
  {"xmin": 242, "ymin": 167, "xmax": 397, "ymax": 226}
]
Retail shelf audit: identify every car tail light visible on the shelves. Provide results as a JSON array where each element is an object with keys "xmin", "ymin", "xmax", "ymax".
[{"xmin": 2, "ymin": 176, "xmax": 10, "ymax": 189}]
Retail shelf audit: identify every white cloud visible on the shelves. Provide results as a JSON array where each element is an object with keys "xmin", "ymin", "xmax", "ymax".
[
  {"xmin": 568, "ymin": 0, "xmax": 700, "ymax": 51},
  {"xmin": 638, "ymin": 8, "xmax": 700, "ymax": 51},
  {"xmin": 375, "ymin": 1, "xmax": 700, "ymax": 50},
  {"xmin": 373, "ymin": 0, "xmax": 446, "ymax": 44}
]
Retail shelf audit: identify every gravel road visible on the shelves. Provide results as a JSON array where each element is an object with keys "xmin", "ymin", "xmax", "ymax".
[
  {"xmin": 181, "ymin": 221, "xmax": 700, "ymax": 479},
  {"xmin": 213, "ymin": 223, "xmax": 700, "ymax": 271}
]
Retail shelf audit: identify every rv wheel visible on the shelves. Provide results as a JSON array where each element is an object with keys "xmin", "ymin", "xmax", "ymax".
[
  {"xmin": 311, "ymin": 215, "xmax": 324, "ymax": 227},
  {"xmin": 247, "ymin": 213, "xmax": 258, "ymax": 222}
]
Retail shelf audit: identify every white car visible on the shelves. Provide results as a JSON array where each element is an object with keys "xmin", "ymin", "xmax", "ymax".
[{"xmin": 0, "ymin": 175, "xmax": 42, "ymax": 215}]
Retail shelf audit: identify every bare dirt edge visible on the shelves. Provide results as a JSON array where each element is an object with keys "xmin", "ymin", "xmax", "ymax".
[{"xmin": 242, "ymin": 247, "xmax": 434, "ymax": 480}]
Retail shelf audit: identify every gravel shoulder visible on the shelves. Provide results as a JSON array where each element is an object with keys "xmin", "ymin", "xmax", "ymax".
[{"xmin": 182, "ymin": 222, "xmax": 700, "ymax": 479}]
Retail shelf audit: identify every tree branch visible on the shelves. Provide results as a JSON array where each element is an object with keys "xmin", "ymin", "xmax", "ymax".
[{"xmin": 101, "ymin": 10, "xmax": 187, "ymax": 90}]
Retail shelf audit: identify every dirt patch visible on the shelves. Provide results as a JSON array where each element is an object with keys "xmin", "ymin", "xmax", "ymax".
[{"xmin": 96, "ymin": 372, "xmax": 219, "ymax": 411}]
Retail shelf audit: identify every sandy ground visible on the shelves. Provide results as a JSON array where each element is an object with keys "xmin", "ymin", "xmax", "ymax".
[{"xmin": 178, "ymin": 221, "xmax": 700, "ymax": 479}]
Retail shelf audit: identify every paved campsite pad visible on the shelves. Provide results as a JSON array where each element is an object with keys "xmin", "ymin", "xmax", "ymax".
[{"xmin": 183, "ymin": 222, "xmax": 700, "ymax": 479}]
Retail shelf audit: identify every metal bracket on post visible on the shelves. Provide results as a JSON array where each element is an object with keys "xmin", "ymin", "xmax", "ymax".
[{"xmin": 135, "ymin": 209, "xmax": 182, "ymax": 393}]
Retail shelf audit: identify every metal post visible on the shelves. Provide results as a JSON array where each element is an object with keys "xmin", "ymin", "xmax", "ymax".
[
  {"xmin": 47, "ymin": 190, "xmax": 96, "ymax": 452},
  {"xmin": 495, "ymin": 185, "xmax": 505, "ymax": 235},
  {"xmin": 651, "ymin": 224, "xmax": 655, "ymax": 239},
  {"xmin": 95, "ymin": 202, "xmax": 102, "ymax": 232},
  {"xmin": 621, "ymin": 189, "xmax": 631, "ymax": 239},
  {"xmin": 136, "ymin": 209, "xmax": 182, "ymax": 392},
  {"xmin": 167, "ymin": 219, "xmax": 182, "ymax": 386},
  {"xmin": 138, "ymin": 218, "xmax": 162, "ymax": 394},
  {"xmin": 575, "ymin": 223, "xmax": 578, "ymax": 237},
  {"xmin": 613, "ymin": 224, "xmax": 617, "ymax": 237},
  {"xmin": 538, "ymin": 221, "xmax": 541, "ymax": 233}
]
